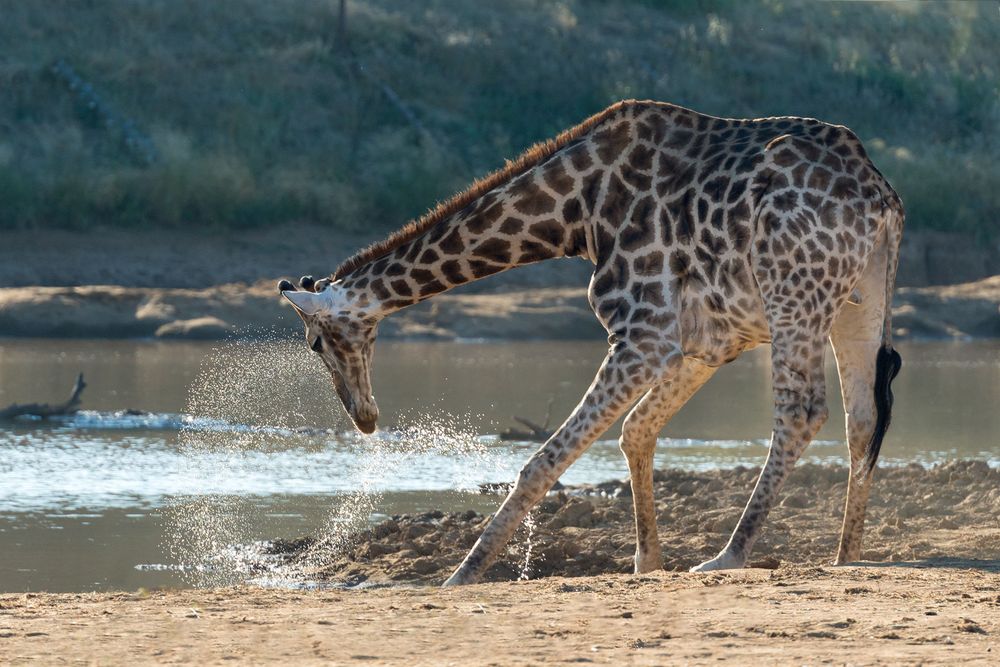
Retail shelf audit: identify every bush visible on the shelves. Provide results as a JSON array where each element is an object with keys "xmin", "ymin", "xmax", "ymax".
[{"xmin": 0, "ymin": 0, "xmax": 996, "ymax": 237}]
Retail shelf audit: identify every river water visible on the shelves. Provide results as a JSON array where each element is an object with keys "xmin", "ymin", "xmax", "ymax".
[{"xmin": 1, "ymin": 338, "xmax": 997, "ymax": 591}]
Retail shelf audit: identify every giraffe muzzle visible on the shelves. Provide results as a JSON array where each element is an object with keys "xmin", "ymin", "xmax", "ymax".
[{"xmin": 350, "ymin": 400, "xmax": 379, "ymax": 435}]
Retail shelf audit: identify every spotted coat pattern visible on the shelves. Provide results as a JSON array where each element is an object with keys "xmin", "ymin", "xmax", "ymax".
[{"xmin": 281, "ymin": 100, "xmax": 904, "ymax": 585}]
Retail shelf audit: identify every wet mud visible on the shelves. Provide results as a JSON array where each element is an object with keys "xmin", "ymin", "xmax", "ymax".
[{"xmin": 269, "ymin": 460, "xmax": 1000, "ymax": 586}]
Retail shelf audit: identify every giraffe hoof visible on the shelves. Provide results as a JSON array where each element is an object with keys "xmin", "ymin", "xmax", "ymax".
[
  {"xmin": 833, "ymin": 554, "xmax": 861, "ymax": 566},
  {"xmin": 633, "ymin": 554, "xmax": 662, "ymax": 574},
  {"xmin": 689, "ymin": 552, "xmax": 745, "ymax": 573},
  {"xmin": 442, "ymin": 566, "xmax": 479, "ymax": 587}
]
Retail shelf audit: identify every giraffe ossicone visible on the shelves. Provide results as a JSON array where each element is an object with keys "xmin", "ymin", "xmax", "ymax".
[
  {"xmin": 281, "ymin": 288, "xmax": 328, "ymax": 315},
  {"xmin": 280, "ymin": 99, "xmax": 904, "ymax": 585}
]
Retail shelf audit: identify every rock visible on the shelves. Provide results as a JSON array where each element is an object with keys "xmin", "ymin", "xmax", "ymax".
[
  {"xmin": 748, "ymin": 556, "xmax": 781, "ymax": 570},
  {"xmin": 404, "ymin": 523, "xmax": 436, "ymax": 540},
  {"xmin": 410, "ymin": 557, "xmax": 440, "ymax": 575},
  {"xmin": 358, "ymin": 542, "xmax": 396, "ymax": 559},
  {"xmin": 547, "ymin": 497, "xmax": 595, "ymax": 529},
  {"xmin": 370, "ymin": 519, "xmax": 400, "ymax": 539},
  {"xmin": 781, "ymin": 493, "xmax": 810, "ymax": 508}
]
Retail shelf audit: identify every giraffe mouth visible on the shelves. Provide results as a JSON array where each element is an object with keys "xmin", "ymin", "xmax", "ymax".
[
  {"xmin": 348, "ymin": 399, "xmax": 379, "ymax": 435},
  {"xmin": 352, "ymin": 416, "xmax": 378, "ymax": 434},
  {"xmin": 328, "ymin": 372, "xmax": 375, "ymax": 433}
]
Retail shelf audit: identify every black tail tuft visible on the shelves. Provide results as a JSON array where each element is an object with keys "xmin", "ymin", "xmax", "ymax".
[{"xmin": 863, "ymin": 346, "xmax": 902, "ymax": 475}]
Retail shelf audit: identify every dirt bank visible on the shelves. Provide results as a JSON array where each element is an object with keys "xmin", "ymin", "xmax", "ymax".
[
  {"xmin": 0, "ymin": 283, "xmax": 601, "ymax": 340},
  {"xmin": 0, "ymin": 276, "xmax": 997, "ymax": 341},
  {"xmin": 1, "ymin": 225, "xmax": 997, "ymax": 340},
  {"xmin": 267, "ymin": 461, "xmax": 1000, "ymax": 586},
  {"xmin": 3, "ymin": 228, "xmax": 996, "ymax": 290}
]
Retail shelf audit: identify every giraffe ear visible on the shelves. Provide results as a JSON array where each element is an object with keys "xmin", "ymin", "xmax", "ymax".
[{"xmin": 281, "ymin": 289, "xmax": 326, "ymax": 315}]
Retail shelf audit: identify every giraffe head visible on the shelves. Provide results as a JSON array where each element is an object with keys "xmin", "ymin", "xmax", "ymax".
[{"xmin": 279, "ymin": 277, "xmax": 380, "ymax": 434}]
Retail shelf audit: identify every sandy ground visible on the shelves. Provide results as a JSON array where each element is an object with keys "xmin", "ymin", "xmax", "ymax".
[
  {"xmin": 2, "ymin": 566, "xmax": 999, "ymax": 665},
  {"xmin": 3, "ymin": 462, "xmax": 999, "ymax": 664}
]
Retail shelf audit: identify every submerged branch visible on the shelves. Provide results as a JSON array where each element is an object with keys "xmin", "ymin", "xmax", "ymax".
[
  {"xmin": 500, "ymin": 398, "xmax": 555, "ymax": 442},
  {"xmin": 0, "ymin": 373, "xmax": 87, "ymax": 420}
]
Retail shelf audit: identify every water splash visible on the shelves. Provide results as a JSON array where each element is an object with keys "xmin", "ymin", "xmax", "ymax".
[
  {"xmin": 165, "ymin": 333, "xmax": 340, "ymax": 586},
  {"xmin": 164, "ymin": 333, "xmax": 514, "ymax": 587},
  {"xmin": 518, "ymin": 511, "xmax": 537, "ymax": 581},
  {"xmin": 249, "ymin": 412, "xmax": 514, "ymax": 587}
]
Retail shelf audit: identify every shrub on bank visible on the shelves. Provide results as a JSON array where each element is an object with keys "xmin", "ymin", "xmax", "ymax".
[{"xmin": 0, "ymin": 0, "xmax": 996, "ymax": 236}]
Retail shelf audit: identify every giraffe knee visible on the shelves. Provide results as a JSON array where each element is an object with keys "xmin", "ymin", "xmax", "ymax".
[
  {"xmin": 620, "ymin": 410, "xmax": 656, "ymax": 458},
  {"xmin": 845, "ymin": 404, "xmax": 877, "ymax": 456},
  {"xmin": 512, "ymin": 456, "xmax": 555, "ymax": 503},
  {"xmin": 774, "ymin": 389, "xmax": 828, "ymax": 439},
  {"xmin": 807, "ymin": 399, "xmax": 829, "ymax": 435}
]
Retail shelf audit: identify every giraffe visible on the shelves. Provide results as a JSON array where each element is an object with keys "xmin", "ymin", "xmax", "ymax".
[{"xmin": 279, "ymin": 100, "xmax": 904, "ymax": 585}]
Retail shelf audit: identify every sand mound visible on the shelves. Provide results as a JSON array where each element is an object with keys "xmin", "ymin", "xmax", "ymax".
[{"xmin": 268, "ymin": 460, "xmax": 1000, "ymax": 586}]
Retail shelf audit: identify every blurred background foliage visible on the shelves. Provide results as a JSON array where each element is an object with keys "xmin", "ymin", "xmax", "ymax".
[{"xmin": 0, "ymin": 0, "xmax": 997, "ymax": 237}]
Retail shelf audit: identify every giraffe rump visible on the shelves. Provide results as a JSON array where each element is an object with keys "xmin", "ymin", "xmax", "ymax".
[{"xmin": 331, "ymin": 101, "xmax": 634, "ymax": 281}]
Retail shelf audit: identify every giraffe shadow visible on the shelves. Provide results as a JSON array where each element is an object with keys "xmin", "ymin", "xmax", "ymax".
[{"xmin": 848, "ymin": 557, "xmax": 1000, "ymax": 573}]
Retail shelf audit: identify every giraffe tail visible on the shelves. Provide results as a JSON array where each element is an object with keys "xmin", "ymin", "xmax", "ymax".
[{"xmin": 863, "ymin": 200, "xmax": 904, "ymax": 475}]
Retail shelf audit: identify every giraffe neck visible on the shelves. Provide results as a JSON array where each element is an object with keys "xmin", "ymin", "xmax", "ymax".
[{"xmin": 338, "ymin": 162, "xmax": 595, "ymax": 319}]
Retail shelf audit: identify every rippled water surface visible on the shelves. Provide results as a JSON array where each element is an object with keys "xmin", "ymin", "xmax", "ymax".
[{"xmin": 1, "ymin": 338, "xmax": 997, "ymax": 591}]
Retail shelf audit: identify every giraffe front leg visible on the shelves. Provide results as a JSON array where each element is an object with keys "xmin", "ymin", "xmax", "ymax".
[
  {"xmin": 620, "ymin": 360, "xmax": 716, "ymax": 574},
  {"xmin": 444, "ymin": 341, "xmax": 682, "ymax": 586},
  {"xmin": 620, "ymin": 405, "xmax": 661, "ymax": 575},
  {"xmin": 691, "ymin": 339, "xmax": 829, "ymax": 572}
]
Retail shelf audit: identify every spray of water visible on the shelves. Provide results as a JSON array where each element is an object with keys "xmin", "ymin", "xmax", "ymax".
[
  {"xmin": 163, "ymin": 332, "xmax": 335, "ymax": 586},
  {"xmin": 518, "ymin": 511, "xmax": 537, "ymax": 581},
  {"xmin": 264, "ymin": 411, "xmax": 513, "ymax": 585},
  {"xmin": 164, "ymin": 330, "xmax": 517, "ymax": 587}
]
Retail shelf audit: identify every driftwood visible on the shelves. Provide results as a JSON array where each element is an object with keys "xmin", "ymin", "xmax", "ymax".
[
  {"xmin": 499, "ymin": 398, "xmax": 555, "ymax": 442},
  {"xmin": 0, "ymin": 373, "xmax": 86, "ymax": 420}
]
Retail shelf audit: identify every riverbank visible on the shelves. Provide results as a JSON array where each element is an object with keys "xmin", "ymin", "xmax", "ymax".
[
  {"xmin": 262, "ymin": 461, "xmax": 1000, "ymax": 586},
  {"xmin": 0, "ymin": 275, "xmax": 997, "ymax": 341},
  {"xmin": 2, "ymin": 565, "xmax": 998, "ymax": 665}
]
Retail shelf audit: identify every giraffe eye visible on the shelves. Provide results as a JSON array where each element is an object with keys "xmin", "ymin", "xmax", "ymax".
[{"xmin": 310, "ymin": 336, "xmax": 323, "ymax": 353}]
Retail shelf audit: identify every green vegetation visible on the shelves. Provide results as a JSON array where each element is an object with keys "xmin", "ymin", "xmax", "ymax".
[{"xmin": 1, "ymin": 0, "xmax": 997, "ymax": 236}]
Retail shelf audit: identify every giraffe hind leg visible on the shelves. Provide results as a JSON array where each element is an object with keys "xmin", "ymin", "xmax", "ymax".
[
  {"xmin": 831, "ymin": 232, "xmax": 894, "ymax": 563},
  {"xmin": 691, "ymin": 333, "xmax": 830, "ymax": 572}
]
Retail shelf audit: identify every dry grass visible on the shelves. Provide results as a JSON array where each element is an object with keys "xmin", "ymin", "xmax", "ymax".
[{"xmin": 0, "ymin": 0, "xmax": 996, "ymax": 236}]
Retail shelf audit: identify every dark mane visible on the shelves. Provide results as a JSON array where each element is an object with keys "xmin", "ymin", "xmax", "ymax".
[{"xmin": 332, "ymin": 100, "xmax": 635, "ymax": 280}]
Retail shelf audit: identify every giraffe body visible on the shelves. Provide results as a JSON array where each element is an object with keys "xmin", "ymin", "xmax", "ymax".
[{"xmin": 281, "ymin": 100, "xmax": 903, "ymax": 584}]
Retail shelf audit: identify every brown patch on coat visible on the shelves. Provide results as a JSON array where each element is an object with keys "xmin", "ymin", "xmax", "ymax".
[{"xmin": 332, "ymin": 101, "xmax": 638, "ymax": 280}]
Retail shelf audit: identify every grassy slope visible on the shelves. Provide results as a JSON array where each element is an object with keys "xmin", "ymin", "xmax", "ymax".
[{"xmin": 0, "ymin": 0, "xmax": 997, "ymax": 237}]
